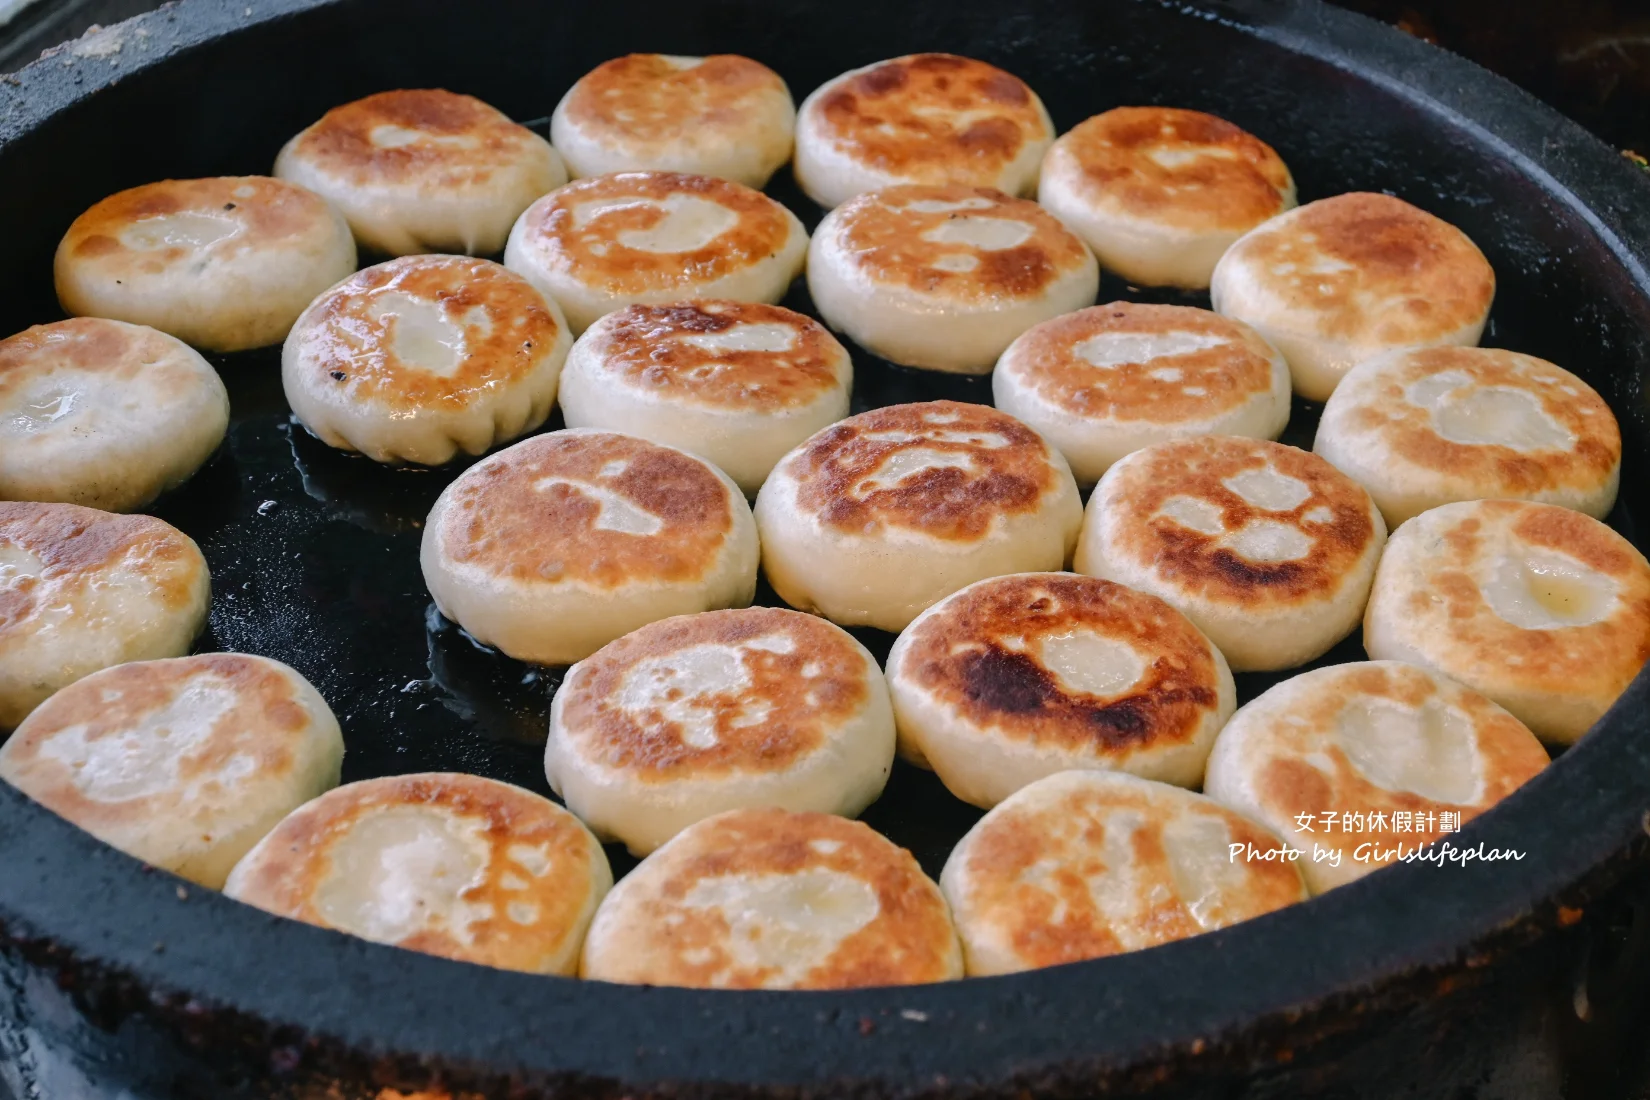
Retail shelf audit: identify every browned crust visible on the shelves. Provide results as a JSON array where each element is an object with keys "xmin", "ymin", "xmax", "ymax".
[
  {"xmin": 1249, "ymin": 663, "xmax": 1549, "ymax": 853},
  {"xmin": 1336, "ymin": 347, "xmax": 1619, "ymax": 492},
  {"xmin": 0, "ymin": 502, "xmax": 202, "ymax": 636},
  {"xmin": 1050, "ymin": 107, "xmax": 1292, "ymax": 232},
  {"xmin": 436, "ymin": 432, "xmax": 734, "ymax": 588},
  {"xmin": 1224, "ymin": 192, "xmax": 1494, "ymax": 343},
  {"xmin": 59, "ymin": 177, "xmax": 338, "ymax": 277},
  {"xmin": 562, "ymin": 55, "xmax": 788, "ymax": 144},
  {"xmin": 557, "ymin": 607, "xmax": 869, "ymax": 778},
  {"xmin": 809, "ymin": 54, "xmax": 1048, "ymax": 183},
  {"xmin": 0, "ymin": 318, "xmax": 205, "ymax": 401},
  {"xmin": 228, "ymin": 773, "xmax": 600, "ymax": 973},
  {"xmin": 1100, "ymin": 437, "xmax": 1377, "ymax": 608},
  {"xmin": 828, "ymin": 184, "xmax": 1091, "ymax": 302},
  {"xmin": 899, "ymin": 574, "xmax": 1218, "ymax": 753},
  {"xmin": 605, "ymin": 809, "xmax": 956, "ymax": 988},
  {"xmin": 956, "ymin": 779, "xmax": 1304, "ymax": 966},
  {"xmin": 1006, "ymin": 303, "xmax": 1279, "ymax": 422},
  {"xmin": 785, "ymin": 401, "xmax": 1061, "ymax": 541},
  {"xmin": 516, "ymin": 172, "xmax": 797, "ymax": 293},
  {"xmin": 589, "ymin": 301, "xmax": 846, "ymax": 411},
  {"xmin": 283, "ymin": 89, "xmax": 545, "ymax": 189},
  {"xmin": 291, "ymin": 256, "xmax": 563, "ymax": 411}
]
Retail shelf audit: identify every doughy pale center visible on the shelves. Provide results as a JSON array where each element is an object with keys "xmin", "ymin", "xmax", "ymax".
[
  {"xmin": 369, "ymin": 124, "xmax": 475, "ymax": 150},
  {"xmin": 317, "ymin": 807, "xmax": 492, "ymax": 945},
  {"xmin": 1161, "ymin": 812, "xmax": 1245, "ymax": 930},
  {"xmin": 679, "ymin": 869, "xmax": 880, "ymax": 985},
  {"xmin": 613, "ymin": 634, "xmax": 795, "ymax": 751},
  {"xmin": 1418, "ymin": 382, "xmax": 1572, "ymax": 452},
  {"xmin": 680, "ymin": 322, "xmax": 799, "ymax": 355},
  {"xmin": 1223, "ymin": 467, "xmax": 1312, "ymax": 511},
  {"xmin": 574, "ymin": 195, "xmax": 740, "ymax": 253},
  {"xmin": 0, "ymin": 544, "xmax": 43, "ymax": 586},
  {"xmin": 367, "ymin": 291, "xmax": 468, "ymax": 376},
  {"xmin": 1222, "ymin": 520, "xmax": 1311, "ymax": 563},
  {"xmin": 1336, "ymin": 695, "xmax": 1480, "ymax": 804},
  {"xmin": 4, "ymin": 385, "xmax": 86, "ymax": 434},
  {"xmin": 902, "ymin": 197, "xmax": 996, "ymax": 215},
  {"xmin": 1158, "ymin": 495, "xmax": 1226, "ymax": 535},
  {"xmin": 920, "ymin": 216, "xmax": 1033, "ymax": 251},
  {"xmin": 854, "ymin": 448, "xmax": 975, "ymax": 495},
  {"xmin": 532, "ymin": 477, "xmax": 664, "ymax": 535},
  {"xmin": 1038, "ymin": 629, "xmax": 1146, "ymax": 698},
  {"xmin": 1483, "ymin": 549, "xmax": 1616, "ymax": 630},
  {"xmin": 1072, "ymin": 331, "xmax": 1227, "ymax": 370},
  {"xmin": 1146, "ymin": 145, "xmax": 1238, "ymax": 171}
]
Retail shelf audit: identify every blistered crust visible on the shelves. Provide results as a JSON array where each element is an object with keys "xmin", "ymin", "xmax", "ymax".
[
  {"xmin": 942, "ymin": 772, "xmax": 1305, "ymax": 971},
  {"xmin": 581, "ymin": 808, "xmax": 961, "ymax": 988},
  {"xmin": 781, "ymin": 401, "xmax": 1062, "ymax": 542},
  {"xmin": 430, "ymin": 431, "xmax": 736, "ymax": 589},
  {"xmin": 822, "ymin": 184, "xmax": 1092, "ymax": 304}
]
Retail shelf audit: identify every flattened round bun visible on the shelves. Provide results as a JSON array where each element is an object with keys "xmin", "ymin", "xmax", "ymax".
[
  {"xmin": 225, "ymin": 773, "xmax": 611, "ymax": 975},
  {"xmin": 552, "ymin": 54, "xmax": 796, "ymax": 188},
  {"xmin": 559, "ymin": 300, "xmax": 851, "ymax": 495},
  {"xmin": 808, "ymin": 184, "xmax": 1097, "ymax": 374},
  {"xmin": 888, "ymin": 573, "xmax": 1234, "ymax": 808},
  {"xmin": 1363, "ymin": 499, "xmax": 1650, "ymax": 743},
  {"xmin": 1210, "ymin": 192, "xmax": 1495, "ymax": 401},
  {"xmin": 794, "ymin": 53, "xmax": 1054, "ymax": 210},
  {"xmin": 0, "ymin": 654, "xmax": 343, "ymax": 888},
  {"xmin": 941, "ymin": 771, "xmax": 1306, "ymax": 974},
  {"xmin": 283, "ymin": 254, "xmax": 571, "ymax": 466},
  {"xmin": 1073, "ymin": 436, "xmax": 1386, "ymax": 672},
  {"xmin": 54, "ymin": 176, "xmax": 356, "ymax": 352},
  {"xmin": 504, "ymin": 171, "xmax": 807, "ymax": 334},
  {"xmin": 421, "ymin": 429, "xmax": 758, "ymax": 665},
  {"xmin": 755, "ymin": 401, "xmax": 1083, "ymax": 632},
  {"xmin": 1204, "ymin": 661, "xmax": 1549, "ymax": 893},
  {"xmin": 547, "ymin": 607, "xmax": 895, "ymax": 855},
  {"xmin": 1314, "ymin": 346, "xmax": 1620, "ymax": 527},
  {"xmin": 0, "ymin": 502, "xmax": 209, "ymax": 729},
  {"xmin": 580, "ymin": 808, "xmax": 961, "ymax": 988},
  {"xmin": 992, "ymin": 303, "xmax": 1291, "ymax": 486},
  {"xmin": 0, "ymin": 319, "xmax": 229, "ymax": 511},
  {"xmin": 275, "ymin": 88, "xmax": 565, "ymax": 256},
  {"xmin": 1038, "ymin": 107, "xmax": 1296, "ymax": 290}
]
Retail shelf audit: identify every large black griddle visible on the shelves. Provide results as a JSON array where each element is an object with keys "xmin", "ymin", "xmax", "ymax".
[{"xmin": 3, "ymin": 1, "xmax": 1650, "ymax": 1097}]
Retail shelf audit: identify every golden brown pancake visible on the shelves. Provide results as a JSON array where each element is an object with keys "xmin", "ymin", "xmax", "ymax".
[
  {"xmin": 940, "ymin": 770, "xmax": 1307, "ymax": 974},
  {"xmin": 1314, "ymin": 346, "xmax": 1620, "ymax": 526},
  {"xmin": 887, "ymin": 573, "xmax": 1235, "ymax": 806},
  {"xmin": 547, "ymin": 606, "xmax": 894, "ymax": 853},
  {"xmin": 1210, "ymin": 191, "xmax": 1495, "ymax": 400},
  {"xmin": 0, "ymin": 502, "xmax": 210, "ymax": 729},
  {"xmin": 0, "ymin": 654, "xmax": 343, "ymax": 888},
  {"xmin": 282, "ymin": 254, "xmax": 571, "ymax": 465},
  {"xmin": 794, "ymin": 53, "xmax": 1054, "ymax": 208},
  {"xmin": 580, "ymin": 808, "xmax": 962, "ymax": 987},
  {"xmin": 1074, "ymin": 436, "xmax": 1386, "ymax": 671},
  {"xmin": 224, "ymin": 773, "xmax": 611, "ymax": 975},
  {"xmin": 275, "ymin": 88, "xmax": 564, "ymax": 255},
  {"xmin": 54, "ymin": 176, "xmax": 356, "ymax": 352},
  {"xmin": 992, "ymin": 303, "xmax": 1292, "ymax": 484},
  {"xmin": 1364, "ymin": 499, "xmax": 1650, "ymax": 743},
  {"xmin": 1204, "ymin": 661, "xmax": 1550, "ymax": 892}
]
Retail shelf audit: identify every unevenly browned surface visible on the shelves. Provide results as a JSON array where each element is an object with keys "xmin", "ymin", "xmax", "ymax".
[
  {"xmin": 562, "ymin": 55, "xmax": 788, "ymax": 146},
  {"xmin": 0, "ymin": 318, "xmax": 204, "ymax": 400},
  {"xmin": 557, "ymin": 607, "xmax": 871, "ymax": 778},
  {"xmin": 784, "ymin": 401, "xmax": 1061, "ymax": 541},
  {"xmin": 434, "ymin": 432, "xmax": 734, "ymax": 589}
]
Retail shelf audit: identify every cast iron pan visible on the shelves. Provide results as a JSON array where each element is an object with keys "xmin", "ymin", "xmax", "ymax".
[{"xmin": 3, "ymin": 0, "xmax": 1650, "ymax": 1097}]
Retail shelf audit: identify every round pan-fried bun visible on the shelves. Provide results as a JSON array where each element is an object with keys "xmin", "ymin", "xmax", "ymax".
[
  {"xmin": 0, "ymin": 654, "xmax": 343, "ymax": 889},
  {"xmin": 0, "ymin": 319, "xmax": 229, "ymax": 512},
  {"xmin": 1038, "ymin": 107, "xmax": 1296, "ymax": 290},
  {"xmin": 1314, "ymin": 346, "xmax": 1620, "ymax": 527},
  {"xmin": 283, "ymin": 255, "xmax": 571, "ymax": 466},
  {"xmin": 1073, "ymin": 436, "xmax": 1386, "ymax": 672},
  {"xmin": 558, "ymin": 300, "xmax": 852, "ymax": 495},
  {"xmin": 992, "ymin": 303, "xmax": 1291, "ymax": 486},
  {"xmin": 1363, "ymin": 499, "xmax": 1650, "ymax": 743},
  {"xmin": 54, "ymin": 176, "xmax": 356, "ymax": 353},
  {"xmin": 421, "ymin": 429, "xmax": 758, "ymax": 666},
  {"xmin": 1210, "ymin": 192, "xmax": 1495, "ymax": 401},
  {"xmin": 580, "ymin": 808, "xmax": 961, "ymax": 988},
  {"xmin": 225, "ymin": 773, "xmax": 611, "ymax": 976},
  {"xmin": 941, "ymin": 771, "xmax": 1306, "ymax": 975},
  {"xmin": 808, "ymin": 183, "xmax": 1098, "ymax": 374},
  {"xmin": 0, "ymin": 503, "xmax": 209, "ymax": 730},
  {"xmin": 755, "ymin": 401, "xmax": 1083, "ymax": 632},
  {"xmin": 275, "ymin": 89, "xmax": 565, "ymax": 256},
  {"xmin": 504, "ymin": 171, "xmax": 807, "ymax": 334},
  {"xmin": 888, "ymin": 573, "xmax": 1235, "ymax": 808},
  {"xmin": 794, "ymin": 53, "xmax": 1054, "ymax": 210},
  {"xmin": 1203, "ymin": 661, "xmax": 1549, "ymax": 893},
  {"xmin": 547, "ymin": 607, "xmax": 895, "ymax": 855},
  {"xmin": 552, "ymin": 54, "xmax": 796, "ymax": 188}
]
